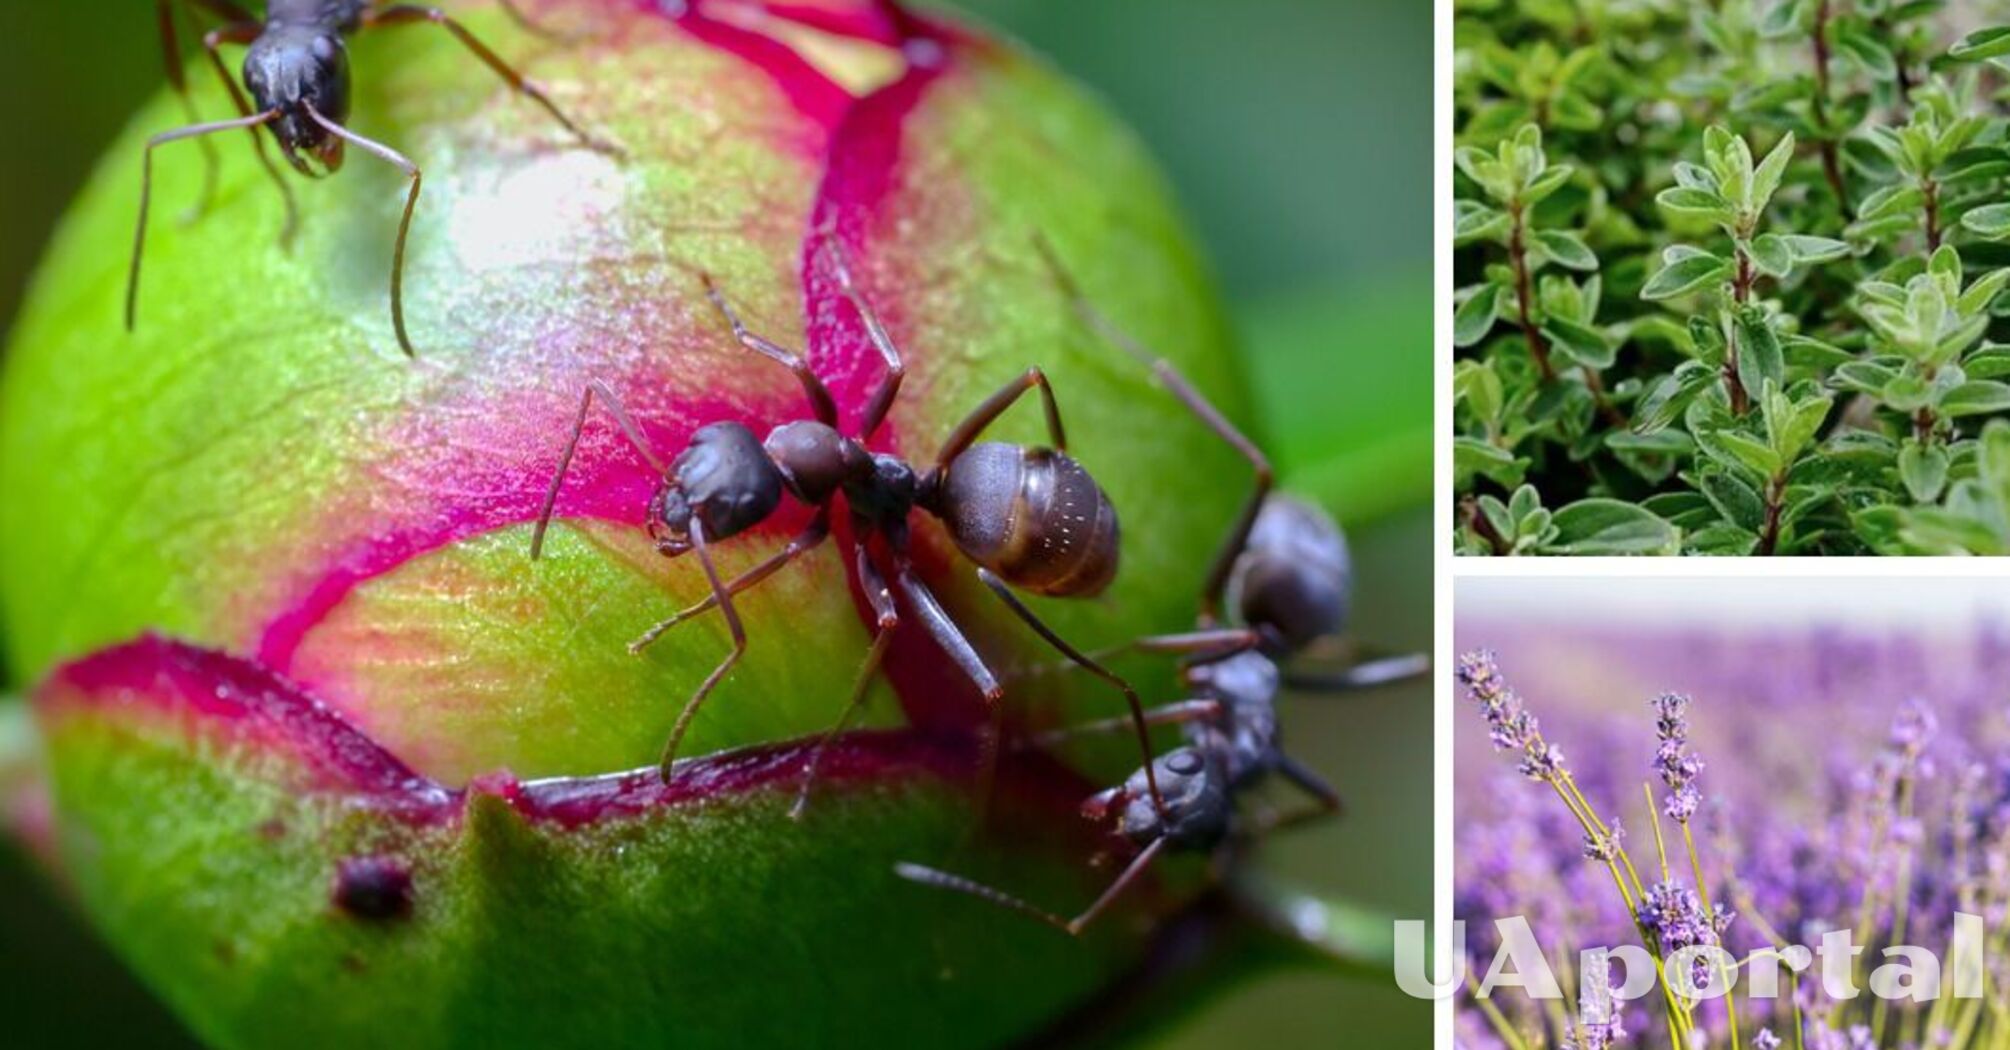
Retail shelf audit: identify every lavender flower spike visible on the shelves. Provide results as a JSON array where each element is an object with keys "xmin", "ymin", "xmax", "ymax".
[
  {"xmin": 1651, "ymin": 692, "xmax": 1703, "ymax": 823},
  {"xmin": 1458, "ymin": 650, "xmax": 1565, "ymax": 782}
]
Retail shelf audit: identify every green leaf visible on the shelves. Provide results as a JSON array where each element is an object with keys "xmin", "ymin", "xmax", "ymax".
[
  {"xmin": 1453, "ymin": 284, "xmax": 1503, "ymax": 348},
  {"xmin": 1749, "ymin": 234, "xmax": 1794, "ymax": 278},
  {"xmin": 1776, "ymin": 235, "xmax": 1852, "ymax": 264},
  {"xmin": 1453, "ymin": 200, "xmax": 1510, "ymax": 244},
  {"xmin": 1544, "ymin": 499, "xmax": 1680, "ymax": 555},
  {"xmin": 1543, "ymin": 316, "xmax": 1617, "ymax": 369},
  {"xmin": 1641, "ymin": 252, "xmax": 1732, "ymax": 301},
  {"xmin": 1535, "ymin": 500, "xmax": 1680, "ymax": 555},
  {"xmin": 1698, "ymin": 427, "xmax": 1784, "ymax": 478},
  {"xmin": 1939, "ymin": 380, "xmax": 2010, "ymax": 417},
  {"xmin": 1736, "ymin": 309, "xmax": 1786, "ymax": 399},
  {"xmin": 1530, "ymin": 229, "xmax": 1598, "ymax": 271},
  {"xmin": 1656, "ymin": 186, "xmax": 1735, "ymax": 221},
  {"xmin": 1962, "ymin": 203, "xmax": 2010, "ymax": 239},
  {"xmin": 1949, "ymin": 27, "xmax": 2010, "ymax": 62},
  {"xmin": 1750, "ymin": 131, "xmax": 1796, "ymax": 211},
  {"xmin": 1898, "ymin": 441, "xmax": 1951, "ymax": 502},
  {"xmin": 1454, "ymin": 359, "xmax": 1506, "ymax": 425},
  {"xmin": 1454, "ymin": 437, "xmax": 1526, "ymax": 490},
  {"xmin": 1697, "ymin": 469, "xmax": 1768, "ymax": 532},
  {"xmin": 1634, "ymin": 361, "xmax": 1720, "ymax": 434}
]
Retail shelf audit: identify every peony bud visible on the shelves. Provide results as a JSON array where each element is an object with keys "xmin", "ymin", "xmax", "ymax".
[{"xmin": 0, "ymin": 1, "xmax": 1254, "ymax": 1044}]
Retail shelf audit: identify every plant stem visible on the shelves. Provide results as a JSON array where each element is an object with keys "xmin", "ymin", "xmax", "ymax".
[
  {"xmin": 1810, "ymin": 0, "xmax": 1849, "ymax": 210},
  {"xmin": 1924, "ymin": 177, "xmax": 1942, "ymax": 251},
  {"xmin": 1508, "ymin": 204, "xmax": 1558, "ymax": 383},
  {"xmin": 1684, "ymin": 823, "xmax": 1743, "ymax": 1050},
  {"xmin": 1725, "ymin": 250, "xmax": 1755, "ymax": 416},
  {"xmin": 1757, "ymin": 474, "xmax": 1786, "ymax": 555},
  {"xmin": 1508, "ymin": 204, "xmax": 1626, "ymax": 425},
  {"xmin": 1466, "ymin": 973, "xmax": 1535, "ymax": 1050}
]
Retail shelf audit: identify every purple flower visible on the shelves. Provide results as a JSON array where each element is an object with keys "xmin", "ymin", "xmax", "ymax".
[
  {"xmin": 1754, "ymin": 1030, "xmax": 1781, "ymax": 1050},
  {"xmin": 1583, "ymin": 818, "xmax": 1625, "ymax": 862},
  {"xmin": 1459, "ymin": 650, "xmax": 1568, "ymax": 783},
  {"xmin": 1651, "ymin": 691, "xmax": 1703, "ymax": 823}
]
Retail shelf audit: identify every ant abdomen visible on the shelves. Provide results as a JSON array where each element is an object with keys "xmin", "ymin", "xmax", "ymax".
[
  {"xmin": 930, "ymin": 442, "xmax": 1119, "ymax": 598},
  {"xmin": 1229, "ymin": 495, "xmax": 1352, "ymax": 654}
]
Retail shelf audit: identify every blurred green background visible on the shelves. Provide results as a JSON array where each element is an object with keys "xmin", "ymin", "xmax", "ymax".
[{"xmin": 0, "ymin": 0, "xmax": 1429, "ymax": 1045}]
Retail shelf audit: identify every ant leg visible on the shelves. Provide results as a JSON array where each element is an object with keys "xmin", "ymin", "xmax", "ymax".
[
  {"xmin": 894, "ymin": 837, "xmax": 1168, "ymax": 937},
  {"xmin": 301, "ymin": 103, "xmax": 423, "ymax": 357},
  {"xmin": 974, "ymin": 568, "xmax": 1167, "ymax": 818},
  {"xmin": 789, "ymin": 546, "xmax": 898, "ymax": 819},
  {"xmin": 820, "ymin": 240, "xmax": 906, "ymax": 442},
  {"xmin": 656, "ymin": 519, "xmax": 747, "ymax": 780},
  {"xmin": 126, "ymin": 110, "xmax": 280, "ymax": 335},
  {"xmin": 156, "ymin": 0, "xmax": 223, "ymax": 222},
  {"xmin": 1033, "ymin": 234, "xmax": 1272, "ymax": 626},
  {"xmin": 530, "ymin": 379, "xmax": 668, "ymax": 560},
  {"xmin": 1019, "ymin": 628, "xmax": 1262, "ymax": 682},
  {"xmin": 630, "ymin": 510, "xmax": 830, "ymax": 652},
  {"xmin": 1241, "ymin": 753, "xmax": 1345, "ymax": 837},
  {"xmin": 933, "ymin": 367, "xmax": 1068, "ymax": 474},
  {"xmin": 891, "ymin": 559, "xmax": 1002, "ymax": 704},
  {"xmin": 1284, "ymin": 652, "xmax": 1429, "ymax": 694},
  {"xmin": 494, "ymin": 0, "xmax": 572, "ymax": 40},
  {"xmin": 1125, "ymin": 628, "xmax": 1263, "ymax": 659},
  {"xmin": 698, "ymin": 273, "xmax": 837, "ymax": 427},
  {"xmin": 361, "ymin": 4, "xmax": 620, "ymax": 154},
  {"xmin": 200, "ymin": 23, "xmax": 302, "ymax": 247},
  {"xmin": 1025, "ymin": 698, "xmax": 1222, "ymax": 750}
]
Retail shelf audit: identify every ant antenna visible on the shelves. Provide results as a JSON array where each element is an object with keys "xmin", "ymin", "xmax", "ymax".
[
  {"xmin": 530, "ymin": 379, "xmax": 669, "ymax": 560},
  {"xmin": 894, "ymin": 836, "xmax": 1169, "ymax": 937},
  {"xmin": 128, "ymin": 109, "xmax": 282, "ymax": 335},
  {"xmin": 303, "ymin": 102, "xmax": 423, "ymax": 356}
]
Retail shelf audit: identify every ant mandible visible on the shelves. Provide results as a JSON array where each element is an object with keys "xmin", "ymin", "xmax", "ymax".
[
  {"xmin": 131, "ymin": 0, "xmax": 614, "ymax": 356},
  {"xmin": 892, "ymin": 238, "xmax": 1428, "ymax": 936},
  {"xmin": 528, "ymin": 238, "xmax": 1172, "ymax": 820}
]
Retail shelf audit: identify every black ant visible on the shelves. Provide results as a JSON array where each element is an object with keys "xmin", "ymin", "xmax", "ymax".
[
  {"xmin": 131, "ymin": 0, "xmax": 614, "ymax": 356},
  {"xmin": 528, "ymin": 239, "xmax": 1171, "ymax": 820},
  {"xmin": 891, "ymin": 239, "xmax": 1428, "ymax": 935}
]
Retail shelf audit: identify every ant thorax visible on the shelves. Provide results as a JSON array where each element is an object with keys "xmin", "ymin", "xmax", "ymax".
[
  {"xmin": 1183, "ymin": 649, "xmax": 1282, "ymax": 786},
  {"xmin": 269, "ymin": 0, "xmax": 370, "ymax": 33}
]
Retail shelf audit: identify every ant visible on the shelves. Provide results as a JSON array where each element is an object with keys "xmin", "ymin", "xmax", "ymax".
[
  {"xmin": 891, "ymin": 238, "xmax": 1428, "ymax": 936},
  {"xmin": 131, "ymin": 0, "xmax": 614, "ymax": 356},
  {"xmin": 528, "ymin": 239, "xmax": 1172, "ymax": 820}
]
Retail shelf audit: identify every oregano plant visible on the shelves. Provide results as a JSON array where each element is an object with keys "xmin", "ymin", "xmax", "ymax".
[{"xmin": 1454, "ymin": 0, "xmax": 2010, "ymax": 555}]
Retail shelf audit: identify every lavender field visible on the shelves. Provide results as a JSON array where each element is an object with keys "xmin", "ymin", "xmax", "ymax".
[{"xmin": 1456, "ymin": 582, "xmax": 2010, "ymax": 1049}]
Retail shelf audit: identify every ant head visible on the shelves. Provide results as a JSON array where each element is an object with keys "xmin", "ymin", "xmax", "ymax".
[
  {"xmin": 1083, "ymin": 747, "xmax": 1230, "ymax": 850},
  {"xmin": 763, "ymin": 421, "xmax": 870, "ymax": 505},
  {"xmin": 243, "ymin": 26, "xmax": 352, "ymax": 175},
  {"xmin": 1229, "ymin": 495, "xmax": 1351, "ymax": 656},
  {"xmin": 648, "ymin": 422, "xmax": 785, "ymax": 554}
]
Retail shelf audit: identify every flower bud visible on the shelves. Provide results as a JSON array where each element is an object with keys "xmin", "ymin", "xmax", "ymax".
[{"xmin": 0, "ymin": 1, "xmax": 1250, "ymax": 1043}]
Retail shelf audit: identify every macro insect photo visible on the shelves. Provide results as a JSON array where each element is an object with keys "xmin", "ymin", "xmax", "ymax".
[
  {"xmin": 0, "ymin": 1, "xmax": 1428, "ymax": 1048},
  {"xmin": 1453, "ymin": 0, "xmax": 2010, "ymax": 556},
  {"xmin": 1454, "ymin": 577, "xmax": 2010, "ymax": 1050}
]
